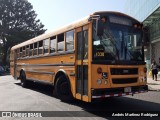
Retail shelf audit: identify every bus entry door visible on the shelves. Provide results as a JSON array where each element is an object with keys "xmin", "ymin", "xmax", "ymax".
[{"xmin": 75, "ymin": 26, "xmax": 88, "ymax": 100}]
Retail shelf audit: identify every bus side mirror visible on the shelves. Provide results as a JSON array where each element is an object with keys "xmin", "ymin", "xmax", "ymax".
[{"xmin": 96, "ymin": 19, "xmax": 104, "ymax": 36}]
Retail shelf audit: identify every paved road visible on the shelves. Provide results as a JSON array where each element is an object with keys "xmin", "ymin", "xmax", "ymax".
[{"xmin": 0, "ymin": 75, "xmax": 160, "ymax": 120}]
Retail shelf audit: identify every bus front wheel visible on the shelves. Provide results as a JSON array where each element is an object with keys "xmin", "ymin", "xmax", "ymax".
[{"xmin": 55, "ymin": 76, "xmax": 73, "ymax": 102}]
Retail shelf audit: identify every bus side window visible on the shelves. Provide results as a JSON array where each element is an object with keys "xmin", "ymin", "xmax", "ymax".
[
  {"xmin": 66, "ymin": 30, "xmax": 74, "ymax": 51},
  {"xmin": 20, "ymin": 47, "xmax": 22, "ymax": 58},
  {"xmin": 34, "ymin": 42, "xmax": 38, "ymax": 56},
  {"xmin": 29, "ymin": 44, "xmax": 33, "ymax": 56},
  {"xmin": 57, "ymin": 33, "xmax": 64, "ymax": 52},
  {"xmin": 26, "ymin": 45, "xmax": 29, "ymax": 57},
  {"xmin": 44, "ymin": 39, "xmax": 49, "ymax": 54},
  {"xmin": 50, "ymin": 36, "xmax": 56, "ymax": 53},
  {"xmin": 22, "ymin": 46, "xmax": 26, "ymax": 57},
  {"xmin": 38, "ymin": 41, "xmax": 43, "ymax": 55}
]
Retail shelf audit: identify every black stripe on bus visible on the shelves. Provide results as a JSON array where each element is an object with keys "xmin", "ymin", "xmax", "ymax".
[
  {"xmin": 92, "ymin": 60, "xmax": 146, "ymax": 65},
  {"xmin": 25, "ymin": 70, "xmax": 55, "ymax": 75},
  {"xmin": 27, "ymin": 78, "xmax": 53, "ymax": 85},
  {"xmin": 17, "ymin": 50, "xmax": 74, "ymax": 60},
  {"xmin": 16, "ymin": 63, "xmax": 75, "ymax": 66}
]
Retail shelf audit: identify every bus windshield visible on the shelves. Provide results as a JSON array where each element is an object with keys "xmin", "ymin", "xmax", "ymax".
[{"xmin": 93, "ymin": 19, "xmax": 144, "ymax": 64}]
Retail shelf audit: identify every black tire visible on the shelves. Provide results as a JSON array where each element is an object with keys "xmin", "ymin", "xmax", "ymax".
[
  {"xmin": 55, "ymin": 76, "xmax": 73, "ymax": 102},
  {"xmin": 20, "ymin": 71, "xmax": 28, "ymax": 88}
]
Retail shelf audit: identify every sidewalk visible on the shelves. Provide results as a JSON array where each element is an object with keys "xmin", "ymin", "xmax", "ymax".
[{"xmin": 147, "ymin": 76, "xmax": 160, "ymax": 91}]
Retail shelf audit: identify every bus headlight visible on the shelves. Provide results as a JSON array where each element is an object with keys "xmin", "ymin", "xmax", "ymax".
[
  {"xmin": 139, "ymin": 77, "xmax": 143, "ymax": 82},
  {"xmin": 97, "ymin": 79, "xmax": 102, "ymax": 85},
  {"xmin": 143, "ymin": 76, "xmax": 147, "ymax": 82}
]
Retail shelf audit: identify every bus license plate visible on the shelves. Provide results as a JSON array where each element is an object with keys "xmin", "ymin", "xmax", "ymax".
[{"xmin": 124, "ymin": 87, "xmax": 131, "ymax": 93}]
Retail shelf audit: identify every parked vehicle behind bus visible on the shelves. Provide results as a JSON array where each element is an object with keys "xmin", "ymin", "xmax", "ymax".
[{"xmin": 0, "ymin": 66, "xmax": 5, "ymax": 76}]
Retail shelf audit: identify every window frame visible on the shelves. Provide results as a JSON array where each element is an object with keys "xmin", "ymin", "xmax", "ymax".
[
  {"xmin": 43, "ymin": 38, "xmax": 50, "ymax": 54},
  {"xmin": 66, "ymin": 30, "xmax": 74, "ymax": 51},
  {"xmin": 22, "ymin": 46, "xmax": 26, "ymax": 57},
  {"xmin": 19, "ymin": 47, "xmax": 23, "ymax": 58},
  {"xmin": 50, "ymin": 36, "xmax": 57, "ymax": 53},
  {"xmin": 33, "ymin": 42, "xmax": 38, "ymax": 56},
  {"xmin": 57, "ymin": 33, "xmax": 65, "ymax": 52},
  {"xmin": 38, "ymin": 40, "xmax": 43, "ymax": 55},
  {"xmin": 29, "ymin": 44, "xmax": 33, "ymax": 56}
]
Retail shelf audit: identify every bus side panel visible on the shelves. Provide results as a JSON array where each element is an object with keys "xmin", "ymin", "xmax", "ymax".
[
  {"xmin": 10, "ymin": 50, "xmax": 17, "ymax": 79},
  {"xmin": 60, "ymin": 68, "xmax": 76, "ymax": 98},
  {"xmin": 10, "ymin": 62, "xmax": 14, "ymax": 76},
  {"xmin": 16, "ymin": 54, "xmax": 76, "ymax": 95}
]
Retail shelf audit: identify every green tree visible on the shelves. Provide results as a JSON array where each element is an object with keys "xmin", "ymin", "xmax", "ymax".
[{"xmin": 0, "ymin": 0, "xmax": 47, "ymax": 65}]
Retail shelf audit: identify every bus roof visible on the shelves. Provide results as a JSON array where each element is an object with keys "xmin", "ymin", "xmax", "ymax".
[
  {"xmin": 11, "ymin": 16, "xmax": 89, "ymax": 50},
  {"xmin": 93, "ymin": 11, "xmax": 140, "ymax": 22},
  {"xmin": 11, "ymin": 11, "xmax": 140, "ymax": 50}
]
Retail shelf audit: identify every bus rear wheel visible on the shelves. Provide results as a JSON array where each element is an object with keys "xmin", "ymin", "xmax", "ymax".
[
  {"xmin": 55, "ymin": 76, "xmax": 73, "ymax": 102},
  {"xmin": 20, "ymin": 71, "xmax": 28, "ymax": 88}
]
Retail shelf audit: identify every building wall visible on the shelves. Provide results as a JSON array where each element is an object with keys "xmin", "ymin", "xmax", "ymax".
[
  {"xmin": 125, "ymin": 0, "xmax": 160, "ymax": 70},
  {"xmin": 150, "ymin": 19, "xmax": 160, "ymax": 42},
  {"xmin": 125, "ymin": 0, "xmax": 160, "ymax": 22},
  {"xmin": 152, "ymin": 39, "xmax": 160, "ymax": 64}
]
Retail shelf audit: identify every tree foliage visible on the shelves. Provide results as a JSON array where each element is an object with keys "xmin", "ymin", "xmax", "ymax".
[{"xmin": 0, "ymin": 0, "xmax": 47, "ymax": 65}]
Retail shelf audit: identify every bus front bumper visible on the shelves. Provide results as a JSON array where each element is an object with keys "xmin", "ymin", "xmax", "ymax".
[{"xmin": 91, "ymin": 85, "xmax": 148, "ymax": 99}]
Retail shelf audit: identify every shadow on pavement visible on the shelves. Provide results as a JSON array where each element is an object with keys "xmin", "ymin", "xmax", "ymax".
[
  {"xmin": 0, "ymin": 72, "xmax": 10, "ymax": 76},
  {"xmin": 15, "ymin": 81, "xmax": 58, "ymax": 97},
  {"xmin": 14, "ymin": 81, "xmax": 160, "ymax": 119}
]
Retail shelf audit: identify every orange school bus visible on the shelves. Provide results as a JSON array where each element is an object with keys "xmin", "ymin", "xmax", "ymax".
[{"xmin": 10, "ymin": 11, "xmax": 148, "ymax": 102}]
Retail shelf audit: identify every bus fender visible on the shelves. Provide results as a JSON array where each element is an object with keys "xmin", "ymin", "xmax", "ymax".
[
  {"xmin": 54, "ymin": 69, "xmax": 73, "ymax": 101},
  {"xmin": 54, "ymin": 69, "xmax": 70, "ymax": 86}
]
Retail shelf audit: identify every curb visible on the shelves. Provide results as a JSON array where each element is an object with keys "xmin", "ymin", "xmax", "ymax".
[{"xmin": 148, "ymin": 86, "xmax": 160, "ymax": 92}]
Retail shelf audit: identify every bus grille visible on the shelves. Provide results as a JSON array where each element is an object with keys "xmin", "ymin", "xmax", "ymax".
[
  {"xmin": 112, "ymin": 78, "xmax": 138, "ymax": 84},
  {"xmin": 110, "ymin": 68, "xmax": 138, "ymax": 75}
]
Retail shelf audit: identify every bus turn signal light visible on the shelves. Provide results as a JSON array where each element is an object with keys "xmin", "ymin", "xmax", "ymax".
[
  {"xmin": 97, "ymin": 67, "xmax": 102, "ymax": 74},
  {"xmin": 134, "ymin": 24, "xmax": 137, "ymax": 28},
  {"xmin": 144, "ymin": 67, "xmax": 147, "ymax": 73}
]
